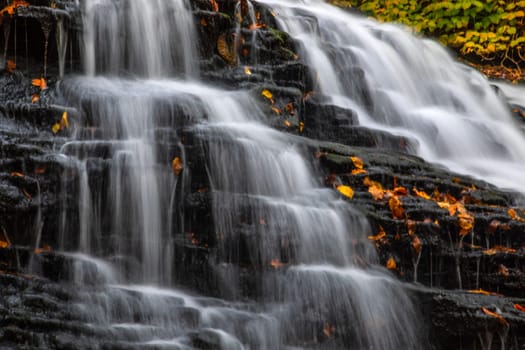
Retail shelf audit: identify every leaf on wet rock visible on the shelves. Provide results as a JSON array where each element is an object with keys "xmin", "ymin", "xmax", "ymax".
[
  {"xmin": 271, "ymin": 106, "xmax": 281, "ymax": 115},
  {"xmin": 299, "ymin": 121, "xmax": 304, "ymax": 133},
  {"xmin": 481, "ymin": 307, "xmax": 509, "ymax": 327},
  {"xmin": 458, "ymin": 212, "xmax": 474, "ymax": 236},
  {"xmin": 363, "ymin": 177, "xmax": 384, "ymax": 200},
  {"xmin": 31, "ymin": 93, "xmax": 40, "ymax": 103},
  {"xmin": 0, "ymin": 240, "xmax": 9, "ymax": 248},
  {"xmin": 482, "ymin": 245, "xmax": 517, "ymax": 255},
  {"xmin": 498, "ymin": 264, "xmax": 509, "ymax": 277},
  {"xmin": 386, "ymin": 256, "xmax": 397, "ymax": 270},
  {"xmin": 51, "ymin": 123, "xmax": 61, "ymax": 134},
  {"xmin": 388, "ymin": 195, "xmax": 404, "ymax": 219},
  {"xmin": 217, "ymin": 33, "xmax": 236, "ymax": 66},
  {"xmin": 243, "ymin": 66, "xmax": 252, "ymax": 75},
  {"xmin": 336, "ymin": 185, "xmax": 354, "ymax": 199},
  {"xmin": 60, "ymin": 111, "xmax": 69, "ymax": 129},
  {"xmin": 350, "ymin": 156, "xmax": 364, "ymax": 169},
  {"xmin": 32, "ymin": 77, "xmax": 47, "ymax": 90},
  {"xmin": 368, "ymin": 226, "xmax": 386, "ymax": 242},
  {"xmin": 6, "ymin": 59, "xmax": 15, "ymax": 72},
  {"xmin": 514, "ymin": 304, "xmax": 525, "ymax": 313},
  {"xmin": 412, "ymin": 235, "xmax": 422, "ymax": 255},
  {"xmin": 487, "ymin": 219, "xmax": 501, "ymax": 234},
  {"xmin": 172, "ymin": 157, "xmax": 184, "ymax": 176},
  {"xmin": 406, "ymin": 219, "xmax": 416, "ymax": 236},
  {"xmin": 270, "ymin": 259, "xmax": 285, "ymax": 269},
  {"xmin": 393, "ymin": 186, "xmax": 408, "ymax": 196},
  {"xmin": 10, "ymin": 171, "xmax": 24, "ymax": 177},
  {"xmin": 467, "ymin": 289, "xmax": 502, "ymax": 296},
  {"xmin": 261, "ymin": 89, "xmax": 273, "ymax": 100},
  {"xmin": 209, "ymin": 0, "xmax": 219, "ymax": 12},
  {"xmin": 508, "ymin": 208, "xmax": 525, "ymax": 222}
]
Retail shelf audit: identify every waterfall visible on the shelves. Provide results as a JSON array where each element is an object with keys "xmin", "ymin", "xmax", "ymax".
[
  {"xmin": 52, "ymin": 0, "xmax": 438, "ymax": 347},
  {"xmin": 261, "ymin": 0, "xmax": 525, "ymax": 194}
]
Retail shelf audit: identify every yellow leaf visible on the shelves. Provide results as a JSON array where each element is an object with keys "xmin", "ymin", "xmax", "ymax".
[
  {"xmin": 386, "ymin": 256, "xmax": 397, "ymax": 270},
  {"xmin": 336, "ymin": 185, "xmax": 354, "ymax": 199},
  {"xmin": 261, "ymin": 89, "xmax": 273, "ymax": 99},
  {"xmin": 351, "ymin": 168, "xmax": 367, "ymax": 175},
  {"xmin": 413, "ymin": 187, "xmax": 431, "ymax": 200},
  {"xmin": 60, "ymin": 111, "xmax": 69, "ymax": 130},
  {"xmin": 51, "ymin": 123, "xmax": 61, "ymax": 134},
  {"xmin": 458, "ymin": 212, "xmax": 474, "ymax": 236},
  {"xmin": 363, "ymin": 177, "xmax": 384, "ymax": 200},
  {"xmin": 284, "ymin": 119, "xmax": 291, "ymax": 127},
  {"xmin": 299, "ymin": 121, "xmax": 304, "ymax": 133},
  {"xmin": 272, "ymin": 106, "xmax": 281, "ymax": 115},
  {"xmin": 244, "ymin": 66, "xmax": 252, "ymax": 75},
  {"xmin": 508, "ymin": 208, "xmax": 525, "ymax": 222},
  {"xmin": 172, "ymin": 157, "xmax": 184, "ymax": 176}
]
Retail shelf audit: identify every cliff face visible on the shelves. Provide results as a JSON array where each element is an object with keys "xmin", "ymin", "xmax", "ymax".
[{"xmin": 0, "ymin": 1, "xmax": 525, "ymax": 349}]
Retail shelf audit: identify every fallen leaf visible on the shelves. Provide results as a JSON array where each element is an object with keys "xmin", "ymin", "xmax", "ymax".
[
  {"xmin": 285, "ymin": 102, "xmax": 295, "ymax": 115},
  {"xmin": 386, "ymin": 256, "xmax": 397, "ymax": 270},
  {"xmin": 31, "ymin": 93, "xmax": 40, "ymax": 103},
  {"xmin": 270, "ymin": 259, "xmax": 285, "ymax": 269},
  {"xmin": 514, "ymin": 304, "xmax": 525, "ymax": 313},
  {"xmin": 299, "ymin": 121, "xmax": 304, "ymax": 133},
  {"xmin": 351, "ymin": 168, "xmax": 367, "ymax": 175},
  {"xmin": 0, "ymin": 0, "xmax": 29, "ymax": 16},
  {"xmin": 209, "ymin": 0, "xmax": 219, "ymax": 11},
  {"xmin": 0, "ymin": 240, "xmax": 9, "ymax": 248},
  {"xmin": 261, "ymin": 89, "xmax": 273, "ymax": 100},
  {"xmin": 34, "ymin": 245, "xmax": 52, "ymax": 254},
  {"xmin": 508, "ymin": 208, "xmax": 525, "ymax": 222},
  {"xmin": 34, "ymin": 167, "xmax": 46, "ymax": 175},
  {"xmin": 284, "ymin": 119, "xmax": 291, "ymax": 127},
  {"xmin": 393, "ymin": 186, "xmax": 408, "ymax": 196},
  {"xmin": 413, "ymin": 187, "xmax": 431, "ymax": 200},
  {"xmin": 363, "ymin": 177, "xmax": 384, "ymax": 200},
  {"xmin": 458, "ymin": 212, "xmax": 474, "ymax": 236},
  {"xmin": 388, "ymin": 195, "xmax": 404, "ymax": 219},
  {"xmin": 60, "ymin": 111, "xmax": 69, "ymax": 130},
  {"xmin": 244, "ymin": 66, "xmax": 252, "ymax": 75},
  {"xmin": 217, "ymin": 33, "xmax": 236, "ymax": 66},
  {"xmin": 412, "ymin": 235, "xmax": 422, "ymax": 255},
  {"xmin": 406, "ymin": 220, "xmax": 416, "ymax": 236},
  {"xmin": 271, "ymin": 106, "xmax": 281, "ymax": 115},
  {"xmin": 10, "ymin": 171, "xmax": 24, "ymax": 177},
  {"xmin": 487, "ymin": 220, "xmax": 501, "ymax": 234},
  {"xmin": 482, "ymin": 246, "xmax": 517, "ymax": 255},
  {"xmin": 498, "ymin": 264, "xmax": 509, "ymax": 277},
  {"xmin": 200, "ymin": 18, "xmax": 207, "ymax": 26},
  {"xmin": 249, "ymin": 23, "xmax": 266, "ymax": 30},
  {"xmin": 6, "ymin": 59, "xmax": 15, "ymax": 72},
  {"xmin": 32, "ymin": 77, "xmax": 47, "ymax": 90},
  {"xmin": 322, "ymin": 323, "xmax": 336, "ymax": 338},
  {"xmin": 172, "ymin": 157, "xmax": 183, "ymax": 176},
  {"xmin": 336, "ymin": 185, "xmax": 354, "ymax": 199},
  {"xmin": 481, "ymin": 307, "xmax": 509, "ymax": 327},
  {"xmin": 368, "ymin": 226, "xmax": 386, "ymax": 241},
  {"xmin": 51, "ymin": 123, "xmax": 61, "ymax": 134},
  {"xmin": 468, "ymin": 289, "xmax": 502, "ymax": 296},
  {"xmin": 23, "ymin": 189, "xmax": 32, "ymax": 200},
  {"xmin": 350, "ymin": 156, "xmax": 364, "ymax": 170}
]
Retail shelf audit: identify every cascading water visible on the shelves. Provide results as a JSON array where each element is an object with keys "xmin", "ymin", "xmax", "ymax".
[
  {"xmin": 52, "ymin": 0, "xmax": 434, "ymax": 348},
  {"xmin": 261, "ymin": 0, "xmax": 525, "ymax": 195}
]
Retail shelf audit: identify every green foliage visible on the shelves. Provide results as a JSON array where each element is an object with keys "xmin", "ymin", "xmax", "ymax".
[{"xmin": 329, "ymin": 0, "xmax": 525, "ymax": 69}]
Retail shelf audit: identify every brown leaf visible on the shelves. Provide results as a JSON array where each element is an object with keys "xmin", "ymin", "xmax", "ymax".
[
  {"xmin": 31, "ymin": 93, "xmax": 40, "ymax": 104},
  {"xmin": 10, "ymin": 171, "xmax": 24, "ymax": 177},
  {"xmin": 217, "ymin": 33, "xmax": 236, "ymax": 66},
  {"xmin": 6, "ymin": 59, "xmax": 15, "ymax": 72},
  {"xmin": 200, "ymin": 18, "xmax": 207, "ymax": 26},
  {"xmin": 487, "ymin": 220, "xmax": 501, "ymax": 234},
  {"xmin": 0, "ymin": 240, "xmax": 9, "ymax": 249},
  {"xmin": 498, "ymin": 264, "xmax": 509, "ymax": 277},
  {"xmin": 406, "ymin": 220, "xmax": 416, "ymax": 236},
  {"xmin": 172, "ymin": 157, "xmax": 184, "ymax": 176},
  {"xmin": 351, "ymin": 169, "xmax": 367, "ymax": 175},
  {"xmin": 209, "ymin": 0, "xmax": 219, "ymax": 11},
  {"xmin": 23, "ymin": 189, "xmax": 32, "ymax": 200},
  {"xmin": 322, "ymin": 323, "xmax": 336, "ymax": 338},
  {"xmin": 285, "ymin": 102, "xmax": 295, "ymax": 115},
  {"xmin": 481, "ymin": 307, "xmax": 509, "ymax": 327}
]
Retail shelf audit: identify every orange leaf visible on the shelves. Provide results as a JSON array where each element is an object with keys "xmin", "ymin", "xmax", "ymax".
[
  {"xmin": 413, "ymin": 187, "xmax": 431, "ymax": 200},
  {"xmin": 209, "ymin": 0, "xmax": 219, "ymax": 11},
  {"xmin": 351, "ymin": 168, "xmax": 367, "ymax": 175},
  {"xmin": 31, "ymin": 93, "xmax": 40, "ymax": 103},
  {"xmin": 508, "ymin": 208, "xmax": 525, "ymax": 222},
  {"xmin": 363, "ymin": 177, "xmax": 384, "ymax": 201},
  {"xmin": 458, "ymin": 212, "xmax": 474, "ymax": 236},
  {"xmin": 388, "ymin": 195, "xmax": 404, "ymax": 219},
  {"xmin": 32, "ymin": 77, "xmax": 47, "ymax": 90},
  {"xmin": 487, "ymin": 220, "xmax": 501, "ymax": 234},
  {"xmin": 60, "ymin": 111, "xmax": 69, "ymax": 130},
  {"xmin": 482, "ymin": 246, "xmax": 517, "ymax": 255},
  {"xmin": 284, "ymin": 119, "xmax": 291, "ymax": 127},
  {"xmin": 243, "ymin": 66, "xmax": 252, "ymax": 75},
  {"xmin": 386, "ymin": 256, "xmax": 397, "ymax": 270},
  {"xmin": 368, "ymin": 226, "xmax": 386, "ymax": 241},
  {"xmin": 35, "ymin": 167, "xmax": 46, "ymax": 175},
  {"xmin": 350, "ymin": 156, "xmax": 364, "ymax": 170},
  {"xmin": 0, "ymin": 240, "xmax": 9, "ymax": 249},
  {"xmin": 412, "ymin": 235, "xmax": 422, "ymax": 255},
  {"xmin": 270, "ymin": 259, "xmax": 285, "ymax": 269},
  {"xmin": 23, "ymin": 189, "xmax": 32, "ymax": 200},
  {"xmin": 481, "ymin": 307, "xmax": 509, "ymax": 327},
  {"xmin": 284, "ymin": 102, "xmax": 295, "ymax": 115},
  {"xmin": 172, "ymin": 157, "xmax": 183, "ymax": 176},
  {"xmin": 10, "ymin": 171, "xmax": 24, "ymax": 177},
  {"xmin": 393, "ymin": 186, "xmax": 408, "ymax": 196},
  {"xmin": 514, "ymin": 304, "xmax": 525, "ymax": 313},
  {"xmin": 468, "ymin": 289, "xmax": 501, "ymax": 296},
  {"xmin": 406, "ymin": 220, "xmax": 416, "ymax": 236},
  {"xmin": 200, "ymin": 18, "xmax": 207, "ymax": 26},
  {"xmin": 271, "ymin": 106, "xmax": 281, "ymax": 115}
]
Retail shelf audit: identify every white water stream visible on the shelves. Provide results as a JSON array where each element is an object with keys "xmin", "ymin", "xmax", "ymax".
[
  {"xmin": 50, "ymin": 0, "xmax": 525, "ymax": 348},
  {"xmin": 262, "ymin": 0, "xmax": 525, "ymax": 194}
]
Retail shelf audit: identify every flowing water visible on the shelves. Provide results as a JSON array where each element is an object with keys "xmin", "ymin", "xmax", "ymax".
[
  {"xmin": 49, "ymin": 0, "xmax": 525, "ymax": 347},
  {"xmin": 262, "ymin": 0, "xmax": 525, "ymax": 194}
]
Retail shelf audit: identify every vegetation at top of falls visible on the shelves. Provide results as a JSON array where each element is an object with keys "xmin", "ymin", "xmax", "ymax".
[{"xmin": 328, "ymin": 0, "xmax": 525, "ymax": 82}]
